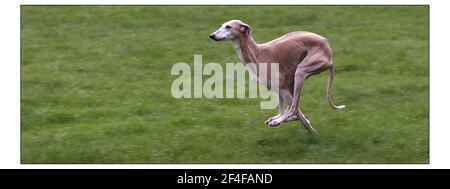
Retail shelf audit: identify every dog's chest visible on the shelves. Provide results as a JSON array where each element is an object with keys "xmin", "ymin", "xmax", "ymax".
[
  {"xmin": 246, "ymin": 65, "xmax": 259, "ymax": 82},
  {"xmin": 234, "ymin": 43, "xmax": 273, "ymax": 87},
  {"xmin": 235, "ymin": 45, "xmax": 260, "ymax": 83},
  {"xmin": 245, "ymin": 64, "xmax": 274, "ymax": 89}
]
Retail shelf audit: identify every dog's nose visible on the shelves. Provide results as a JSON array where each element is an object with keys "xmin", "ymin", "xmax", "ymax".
[{"xmin": 209, "ymin": 34, "xmax": 215, "ymax": 40}]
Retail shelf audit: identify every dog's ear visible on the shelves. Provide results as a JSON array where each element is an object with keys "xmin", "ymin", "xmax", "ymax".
[{"xmin": 239, "ymin": 22, "xmax": 252, "ymax": 35}]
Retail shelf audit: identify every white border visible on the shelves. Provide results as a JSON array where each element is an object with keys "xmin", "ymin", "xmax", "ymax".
[
  {"xmin": 0, "ymin": 1, "xmax": 20, "ymax": 169},
  {"xmin": 2, "ymin": 0, "xmax": 448, "ymax": 169},
  {"xmin": 18, "ymin": 0, "xmax": 430, "ymax": 5}
]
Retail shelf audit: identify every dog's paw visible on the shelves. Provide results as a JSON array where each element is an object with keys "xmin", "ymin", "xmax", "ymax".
[
  {"xmin": 264, "ymin": 114, "xmax": 281, "ymax": 125},
  {"xmin": 267, "ymin": 119, "xmax": 282, "ymax": 127}
]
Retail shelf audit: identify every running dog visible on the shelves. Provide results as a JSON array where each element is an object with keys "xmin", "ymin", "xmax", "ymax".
[{"xmin": 209, "ymin": 20, "xmax": 345, "ymax": 132}]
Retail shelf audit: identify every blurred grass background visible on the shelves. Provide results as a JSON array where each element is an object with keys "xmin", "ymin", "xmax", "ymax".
[{"xmin": 21, "ymin": 6, "xmax": 428, "ymax": 163}]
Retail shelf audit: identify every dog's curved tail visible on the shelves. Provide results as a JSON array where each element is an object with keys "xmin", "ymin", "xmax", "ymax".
[{"xmin": 327, "ymin": 65, "xmax": 346, "ymax": 109}]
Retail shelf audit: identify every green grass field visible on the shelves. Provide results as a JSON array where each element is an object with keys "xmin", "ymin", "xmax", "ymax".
[{"xmin": 21, "ymin": 6, "xmax": 429, "ymax": 163}]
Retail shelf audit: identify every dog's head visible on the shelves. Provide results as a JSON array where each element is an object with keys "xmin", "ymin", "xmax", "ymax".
[{"xmin": 209, "ymin": 20, "xmax": 252, "ymax": 41}]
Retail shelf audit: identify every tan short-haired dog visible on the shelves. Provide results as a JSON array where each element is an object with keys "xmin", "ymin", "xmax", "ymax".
[{"xmin": 209, "ymin": 20, "xmax": 345, "ymax": 132}]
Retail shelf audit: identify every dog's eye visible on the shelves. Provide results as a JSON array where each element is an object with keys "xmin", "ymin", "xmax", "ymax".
[{"xmin": 225, "ymin": 25, "xmax": 231, "ymax": 29}]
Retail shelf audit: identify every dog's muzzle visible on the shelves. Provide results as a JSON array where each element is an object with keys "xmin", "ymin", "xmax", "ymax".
[{"xmin": 209, "ymin": 34, "xmax": 223, "ymax": 41}]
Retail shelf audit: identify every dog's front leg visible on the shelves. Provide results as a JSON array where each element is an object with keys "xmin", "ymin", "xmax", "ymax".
[
  {"xmin": 264, "ymin": 93, "xmax": 285, "ymax": 125},
  {"xmin": 265, "ymin": 90, "xmax": 289, "ymax": 126}
]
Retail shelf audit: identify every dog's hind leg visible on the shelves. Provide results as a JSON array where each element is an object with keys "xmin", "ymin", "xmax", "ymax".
[
  {"xmin": 278, "ymin": 91, "xmax": 313, "ymax": 129},
  {"xmin": 270, "ymin": 71, "xmax": 316, "ymax": 131},
  {"xmin": 267, "ymin": 71, "xmax": 311, "ymax": 128},
  {"xmin": 268, "ymin": 51, "xmax": 332, "ymax": 131}
]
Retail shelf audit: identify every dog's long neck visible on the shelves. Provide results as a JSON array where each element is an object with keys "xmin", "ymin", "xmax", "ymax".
[{"xmin": 233, "ymin": 35, "xmax": 260, "ymax": 64}]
